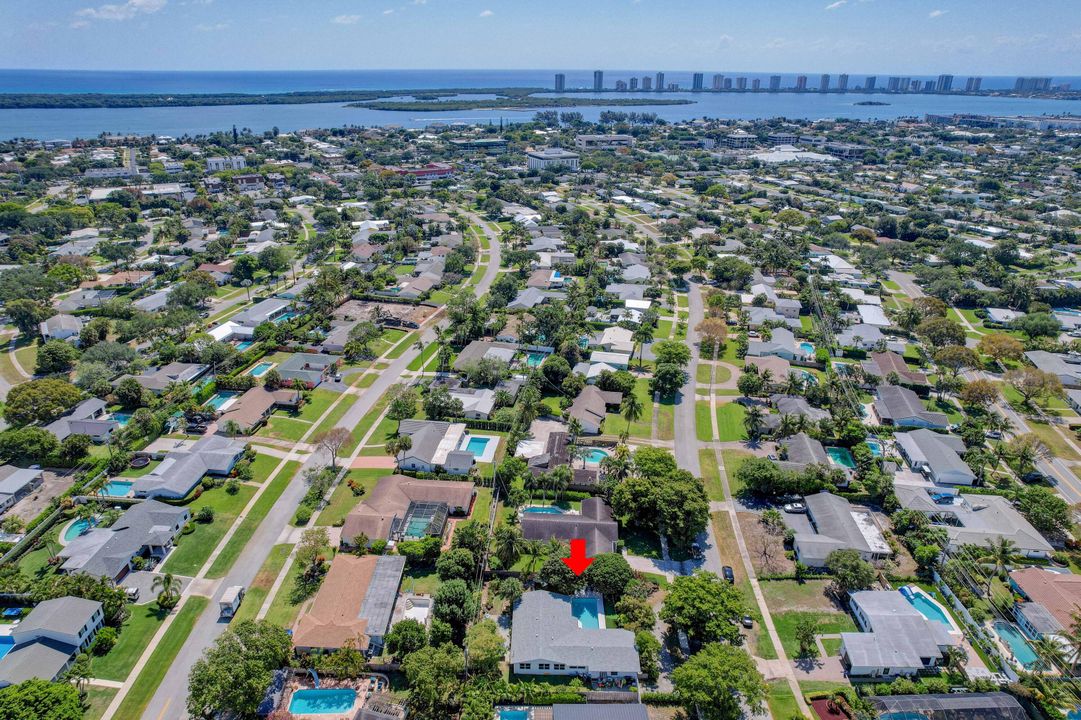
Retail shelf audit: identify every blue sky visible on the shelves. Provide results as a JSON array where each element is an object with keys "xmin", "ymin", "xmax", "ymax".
[{"xmin": 0, "ymin": 0, "xmax": 1078, "ymax": 74}]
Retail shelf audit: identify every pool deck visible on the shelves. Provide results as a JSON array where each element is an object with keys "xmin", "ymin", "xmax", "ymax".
[{"xmin": 282, "ymin": 674, "xmax": 391, "ymax": 719}]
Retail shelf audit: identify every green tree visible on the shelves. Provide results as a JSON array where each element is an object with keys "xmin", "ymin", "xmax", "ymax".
[
  {"xmin": 34, "ymin": 340, "xmax": 80, "ymax": 375},
  {"xmin": 432, "ymin": 579, "xmax": 477, "ymax": 642},
  {"xmin": 0, "ymin": 678, "xmax": 83, "ymax": 720},
  {"xmin": 652, "ymin": 339, "xmax": 691, "ymax": 368},
  {"xmin": 672, "ymin": 643, "xmax": 767, "ymax": 720},
  {"xmin": 825, "ymin": 549, "xmax": 876, "ymax": 596},
  {"xmin": 620, "ymin": 390, "xmax": 643, "ymax": 437},
  {"xmin": 492, "ymin": 524, "xmax": 526, "ymax": 570},
  {"xmin": 661, "ymin": 571, "xmax": 748, "ymax": 647},
  {"xmin": 5, "ymin": 299, "xmax": 53, "ymax": 337},
  {"xmin": 151, "ymin": 572, "xmax": 182, "ymax": 610},
  {"xmin": 186, "ymin": 621, "xmax": 292, "ymax": 720},
  {"xmin": 402, "ymin": 643, "xmax": 464, "ymax": 718},
  {"xmin": 4, "ymin": 378, "xmax": 83, "ymax": 426},
  {"xmin": 436, "ymin": 548, "xmax": 476, "ymax": 582},
  {"xmin": 464, "ymin": 619, "xmax": 505, "ymax": 675},
  {"xmin": 636, "ymin": 630, "xmax": 662, "ymax": 683},
  {"xmin": 583, "ymin": 553, "xmax": 634, "ymax": 603},
  {"xmin": 650, "ymin": 362, "xmax": 685, "ymax": 397},
  {"xmin": 383, "ymin": 618, "xmax": 427, "ymax": 659},
  {"xmin": 794, "ymin": 615, "xmax": 820, "ymax": 658}
]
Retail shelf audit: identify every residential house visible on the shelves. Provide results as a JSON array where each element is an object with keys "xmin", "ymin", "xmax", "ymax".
[
  {"xmin": 276, "ymin": 353, "xmax": 338, "ymax": 388},
  {"xmin": 395, "ymin": 420, "xmax": 476, "ymax": 475},
  {"xmin": 56, "ymin": 289, "xmax": 116, "ymax": 313},
  {"xmin": 510, "ymin": 591, "xmax": 639, "ymax": 681},
  {"xmin": 746, "ymin": 328, "xmax": 808, "ymax": 362},
  {"xmin": 452, "ymin": 341, "xmax": 517, "ymax": 372},
  {"xmin": 1009, "ymin": 567, "xmax": 1081, "ymax": 641},
  {"xmin": 0, "ymin": 597, "xmax": 104, "ymax": 688},
  {"xmin": 0, "ymin": 466, "xmax": 43, "ymax": 514},
  {"xmin": 869, "ymin": 694, "xmax": 1027, "ymax": 720},
  {"xmin": 521, "ymin": 498, "xmax": 619, "ymax": 556},
  {"xmin": 58, "ymin": 500, "xmax": 190, "ymax": 582},
  {"xmin": 841, "ymin": 590, "xmax": 959, "ymax": 678},
  {"xmin": 746, "ymin": 306, "xmax": 801, "ymax": 331},
  {"xmin": 340, "ymin": 474, "xmax": 475, "ymax": 546},
  {"xmin": 132, "ymin": 289, "xmax": 171, "ymax": 313},
  {"xmin": 216, "ymin": 386, "xmax": 301, "ymax": 435},
  {"xmin": 45, "ymin": 398, "xmax": 119, "ymax": 443},
  {"xmin": 115, "ymin": 362, "xmax": 208, "ymax": 395},
  {"xmin": 447, "ymin": 388, "xmax": 497, "ymax": 420},
  {"xmin": 873, "ymin": 385, "xmax": 948, "ymax": 429},
  {"xmin": 230, "ymin": 298, "xmax": 293, "ymax": 329},
  {"xmin": 766, "ymin": 394, "xmax": 830, "ymax": 429},
  {"xmin": 776, "ymin": 432, "xmax": 829, "ymax": 473},
  {"xmin": 567, "ymin": 386, "xmax": 622, "ymax": 435},
  {"xmin": 549, "ymin": 706, "xmax": 648, "ymax": 720},
  {"xmin": 1024, "ymin": 351, "xmax": 1081, "ymax": 389},
  {"xmin": 132, "ymin": 435, "xmax": 245, "ymax": 499},
  {"xmin": 857, "ymin": 304, "xmax": 891, "ymax": 327},
  {"xmin": 40, "ymin": 314, "xmax": 84, "ymax": 343},
  {"xmin": 291, "ymin": 554, "xmax": 406, "ymax": 654},
  {"xmin": 836, "ymin": 324, "xmax": 885, "ymax": 351},
  {"xmin": 508, "ymin": 287, "xmax": 566, "ymax": 311},
  {"xmin": 526, "ymin": 432, "xmax": 601, "ymax": 491},
  {"xmin": 791, "ymin": 492, "xmax": 892, "ymax": 568},
  {"xmin": 590, "ymin": 326, "xmax": 635, "ymax": 355},
  {"xmin": 894, "ymin": 485, "xmax": 1053, "ymax": 558},
  {"xmin": 862, "ymin": 352, "xmax": 928, "ymax": 388},
  {"xmin": 894, "ymin": 430, "xmax": 975, "ymax": 486}
]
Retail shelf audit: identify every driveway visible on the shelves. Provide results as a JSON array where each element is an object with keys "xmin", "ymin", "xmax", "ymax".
[{"xmin": 121, "ymin": 571, "xmax": 193, "ymax": 606}]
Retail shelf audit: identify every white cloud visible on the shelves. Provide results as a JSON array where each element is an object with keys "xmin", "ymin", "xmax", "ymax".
[
  {"xmin": 77, "ymin": 0, "xmax": 166, "ymax": 21},
  {"xmin": 195, "ymin": 21, "xmax": 228, "ymax": 31},
  {"xmin": 825, "ymin": 0, "xmax": 846, "ymax": 9},
  {"xmin": 479, "ymin": 9, "xmax": 493, "ymax": 16},
  {"xmin": 383, "ymin": 8, "xmax": 394, "ymax": 14},
  {"xmin": 70, "ymin": 19, "xmax": 91, "ymax": 29},
  {"xmin": 928, "ymin": 9, "xmax": 947, "ymax": 18},
  {"xmin": 332, "ymin": 14, "xmax": 361, "ymax": 24}
]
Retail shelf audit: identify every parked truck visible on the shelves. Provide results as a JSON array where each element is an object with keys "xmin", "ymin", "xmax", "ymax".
[{"xmin": 219, "ymin": 585, "xmax": 245, "ymax": 619}]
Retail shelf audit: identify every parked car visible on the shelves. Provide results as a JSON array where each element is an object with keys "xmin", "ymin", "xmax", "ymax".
[
  {"xmin": 722, "ymin": 566, "xmax": 735, "ymax": 583},
  {"xmin": 985, "ymin": 430, "xmax": 1002, "ymax": 440},
  {"xmin": 741, "ymin": 615, "xmax": 754, "ymax": 628},
  {"xmin": 783, "ymin": 502, "xmax": 807, "ymax": 514}
]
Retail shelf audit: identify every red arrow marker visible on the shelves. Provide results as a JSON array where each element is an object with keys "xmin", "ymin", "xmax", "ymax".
[{"xmin": 561, "ymin": 538, "xmax": 594, "ymax": 576}]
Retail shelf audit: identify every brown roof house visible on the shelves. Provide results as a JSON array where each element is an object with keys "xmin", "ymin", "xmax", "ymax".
[
  {"xmin": 216, "ymin": 386, "xmax": 301, "ymax": 434},
  {"xmin": 340, "ymin": 475, "xmax": 475, "ymax": 547},
  {"xmin": 1009, "ymin": 567, "xmax": 1081, "ymax": 641},
  {"xmin": 291, "ymin": 554, "xmax": 406, "ymax": 653},
  {"xmin": 862, "ymin": 352, "xmax": 929, "ymax": 388},
  {"xmin": 567, "ymin": 386, "xmax": 622, "ymax": 435},
  {"xmin": 521, "ymin": 497, "xmax": 619, "ymax": 556}
]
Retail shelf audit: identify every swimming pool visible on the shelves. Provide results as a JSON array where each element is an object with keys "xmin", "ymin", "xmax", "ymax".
[
  {"xmin": 583, "ymin": 448, "xmax": 609, "ymax": 463},
  {"xmin": 272, "ymin": 311, "xmax": 300, "ymax": 324},
  {"xmin": 63, "ymin": 518, "xmax": 95, "ymax": 542},
  {"xmin": 235, "ymin": 340, "xmax": 255, "ymax": 351},
  {"xmin": 571, "ymin": 597, "xmax": 602, "ymax": 630},
  {"xmin": 100, "ymin": 480, "xmax": 133, "ymax": 497},
  {"xmin": 112, "ymin": 412, "xmax": 132, "ymax": 427},
  {"xmin": 799, "ymin": 342, "xmax": 815, "ymax": 355},
  {"xmin": 523, "ymin": 506, "xmax": 565, "ymax": 514},
  {"xmin": 464, "ymin": 436, "xmax": 490, "ymax": 455},
  {"xmin": 866, "ymin": 440, "xmax": 884, "ymax": 457},
  {"xmin": 205, "ymin": 391, "xmax": 239, "ymax": 412},
  {"xmin": 994, "ymin": 621, "xmax": 1039, "ymax": 668},
  {"xmin": 901, "ymin": 587, "xmax": 954, "ymax": 629},
  {"xmin": 526, "ymin": 352, "xmax": 547, "ymax": 367},
  {"xmin": 0, "ymin": 637, "xmax": 13, "ymax": 661},
  {"xmin": 498, "ymin": 710, "xmax": 531, "ymax": 720},
  {"xmin": 287, "ymin": 688, "xmax": 357, "ymax": 715},
  {"xmin": 249, "ymin": 361, "xmax": 274, "ymax": 377},
  {"xmin": 826, "ymin": 447, "xmax": 857, "ymax": 469}
]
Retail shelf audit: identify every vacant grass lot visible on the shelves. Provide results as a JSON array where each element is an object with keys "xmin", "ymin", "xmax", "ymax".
[
  {"xmin": 90, "ymin": 604, "xmax": 169, "ymax": 681},
  {"xmin": 83, "ymin": 687, "xmax": 118, "ymax": 720},
  {"xmin": 657, "ymin": 398, "xmax": 674, "ymax": 441},
  {"xmin": 715, "ymin": 402, "xmax": 747, "ymax": 441},
  {"xmin": 771, "ymin": 610, "xmax": 857, "ymax": 658},
  {"xmin": 162, "ymin": 484, "xmax": 256, "ymax": 576},
  {"xmin": 318, "ymin": 469, "xmax": 384, "ymax": 527},
  {"xmin": 604, "ymin": 378, "xmax": 653, "ymax": 439}
]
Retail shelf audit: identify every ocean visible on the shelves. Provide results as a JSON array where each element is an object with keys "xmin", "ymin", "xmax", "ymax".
[{"xmin": 0, "ymin": 69, "xmax": 1077, "ymax": 140}]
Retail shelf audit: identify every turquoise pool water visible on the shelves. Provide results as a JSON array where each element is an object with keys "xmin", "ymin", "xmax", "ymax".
[
  {"xmin": 524, "ymin": 506, "xmax": 564, "ymax": 514},
  {"xmin": 866, "ymin": 440, "xmax": 883, "ymax": 457},
  {"xmin": 571, "ymin": 597, "xmax": 601, "ymax": 629},
  {"xmin": 826, "ymin": 446, "xmax": 857, "ymax": 469},
  {"xmin": 994, "ymin": 621, "xmax": 1039, "ymax": 668},
  {"xmin": 584, "ymin": 448, "xmax": 609, "ymax": 463},
  {"xmin": 403, "ymin": 516, "xmax": 433, "ymax": 538},
  {"xmin": 288, "ymin": 688, "xmax": 357, "ymax": 714},
  {"xmin": 63, "ymin": 518, "xmax": 94, "ymax": 542},
  {"xmin": 903, "ymin": 588, "xmax": 952, "ymax": 628},
  {"xmin": 799, "ymin": 342, "xmax": 815, "ymax": 355},
  {"xmin": 799, "ymin": 370, "xmax": 818, "ymax": 384},
  {"xmin": 0, "ymin": 637, "xmax": 13, "ymax": 661},
  {"xmin": 249, "ymin": 362, "xmax": 274, "ymax": 377},
  {"xmin": 499, "ymin": 711, "xmax": 531, "ymax": 720},
  {"xmin": 101, "ymin": 480, "xmax": 133, "ymax": 497},
  {"xmin": 526, "ymin": 352, "xmax": 546, "ymax": 367},
  {"xmin": 464, "ymin": 437, "xmax": 490, "ymax": 455},
  {"xmin": 272, "ymin": 311, "xmax": 300, "ymax": 324},
  {"xmin": 112, "ymin": 412, "xmax": 132, "ymax": 427},
  {"xmin": 205, "ymin": 391, "xmax": 239, "ymax": 411},
  {"xmin": 235, "ymin": 340, "xmax": 255, "ymax": 351}
]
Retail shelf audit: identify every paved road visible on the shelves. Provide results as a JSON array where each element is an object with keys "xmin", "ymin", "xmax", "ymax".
[
  {"xmin": 887, "ymin": 270, "xmax": 925, "ymax": 299},
  {"xmin": 673, "ymin": 281, "xmax": 702, "ymax": 477},
  {"xmin": 139, "ymin": 220, "xmax": 501, "ymax": 720}
]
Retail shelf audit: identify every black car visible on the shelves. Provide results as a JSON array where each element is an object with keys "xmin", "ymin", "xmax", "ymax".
[
  {"xmin": 741, "ymin": 615, "xmax": 753, "ymax": 628},
  {"xmin": 722, "ymin": 566, "xmax": 735, "ymax": 583}
]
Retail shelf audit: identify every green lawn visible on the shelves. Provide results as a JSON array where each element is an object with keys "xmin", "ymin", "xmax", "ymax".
[
  {"xmin": 292, "ymin": 388, "xmax": 339, "ymax": 423},
  {"xmin": 715, "ymin": 402, "xmax": 747, "ymax": 441},
  {"xmin": 822, "ymin": 637, "xmax": 843, "ymax": 656},
  {"xmin": 118, "ymin": 460, "xmax": 160, "ymax": 478},
  {"xmin": 603, "ymin": 378, "xmax": 653, "ymax": 439},
  {"xmin": 111, "ymin": 597, "xmax": 209, "ymax": 720},
  {"xmin": 402, "ymin": 567, "xmax": 440, "ymax": 595},
  {"xmin": 385, "ymin": 332, "xmax": 418, "ymax": 359},
  {"xmin": 925, "ymin": 398, "xmax": 964, "ymax": 425},
  {"xmin": 232, "ymin": 544, "xmax": 292, "ymax": 623},
  {"xmin": 250, "ymin": 453, "xmax": 285, "ymax": 484},
  {"xmin": 800, "ymin": 680, "xmax": 852, "ymax": 696},
  {"xmin": 721, "ymin": 449, "xmax": 754, "ymax": 497},
  {"xmin": 90, "ymin": 604, "xmax": 170, "ymax": 681},
  {"xmin": 18, "ymin": 525, "xmax": 63, "ymax": 581},
  {"xmin": 714, "ymin": 364, "xmax": 732, "ymax": 384},
  {"xmin": 406, "ymin": 342, "xmax": 439, "ymax": 371},
  {"xmin": 767, "ymin": 680, "xmax": 801, "ymax": 720},
  {"xmin": 205, "ymin": 460, "xmax": 300, "ymax": 578},
  {"xmin": 162, "ymin": 484, "xmax": 257, "ymax": 576},
  {"xmin": 317, "ymin": 469, "xmax": 385, "ymax": 527},
  {"xmin": 258, "ymin": 415, "xmax": 312, "ymax": 442},
  {"xmin": 83, "ymin": 686, "xmax": 118, "ymax": 720},
  {"xmin": 698, "ymin": 449, "xmax": 724, "ymax": 501},
  {"xmin": 695, "ymin": 400, "xmax": 714, "ymax": 442},
  {"xmin": 1027, "ymin": 421, "xmax": 1081, "ymax": 462},
  {"xmin": 695, "ymin": 364, "xmax": 713, "ymax": 384},
  {"xmin": 653, "ymin": 319, "xmax": 672, "ymax": 340},
  {"xmin": 657, "ymin": 398, "xmax": 675, "ymax": 441},
  {"xmin": 772, "ymin": 610, "xmax": 857, "ymax": 658}
]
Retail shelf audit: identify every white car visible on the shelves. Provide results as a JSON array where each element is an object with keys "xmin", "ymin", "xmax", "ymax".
[{"xmin": 782, "ymin": 502, "xmax": 807, "ymax": 514}]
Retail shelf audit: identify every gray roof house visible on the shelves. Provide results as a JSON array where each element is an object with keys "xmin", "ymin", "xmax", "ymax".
[
  {"xmin": 551, "ymin": 706, "xmax": 648, "ymax": 720},
  {"xmin": 396, "ymin": 420, "xmax": 475, "ymax": 476},
  {"xmin": 521, "ymin": 498, "xmax": 619, "ymax": 556},
  {"xmin": 895, "ymin": 485, "xmax": 1053, "ymax": 558},
  {"xmin": 894, "ymin": 430, "xmax": 975, "ymax": 486},
  {"xmin": 0, "ymin": 596, "xmax": 104, "ymax": 688},
  {"xmin": 776, "ymin": 432, "xmax": 828, "ymax": 472},
  {"xmin": 115, "ymin": 362, "xmax": 208, "ymax": 394},
  {"xmin": 508, "ymin": 287, "xmax": 567, "ymax": 311},
  {"xmin": 58, "ymin": 500, "xmax": 190, "ymax": 582},
  {"xmin": 40, "ymin": 313, "xmax": 84, "ymax": 343},
  {"xmin": 567, "ymin": 386, "xmax": 622, "ymax": 435},
  {"xmin": 132, "ymin": 434, "xmax": 245, "ymax": 499},
  {"xmin": 792, "ymin": 492, "xmax": 892, "ymax": 568},
  {"xmin": 836, "ymin": 323, "xmax": 884, "ymax": 350},
  {"xmin": 276, "ymin": 353, "xmax": 337, "ymax": 388},
  {"xmin": 44, "ymin": 398, "xmax": 119, "ymax": 443},
  {"xmin": 841, "ymin": 590, "xmax": 959, "ymax": 678},
  {"xmin": 56, "ymin": 289, "xmax": 117, "ymax": 313},
  {"xmin": 231, "ymin": 298, "xmax": 292, "ymax": 327},
  {"xmin": 873, "ymin": 385, "xmax": 948, "ymax": 429},
  {"xmin": 133, "ymin": 289, "xmax": 171, "ymax": 313},
  {"xmin": 510, "ymin": 591, "xmax": 639, "ymax": 680},
  {"xmin": 746, "ymin": 328, "xmax": 807, "ymax": 361},
  {"xmin": 1024, "ymin": 351, "xmax": 1081, "ymax": 389},
  {"xmin": 0, "ymin": 465, "xmax": 43, "ymax": 513}
]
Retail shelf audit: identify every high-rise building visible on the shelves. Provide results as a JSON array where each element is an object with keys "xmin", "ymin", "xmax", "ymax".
[
  {"xmin": 923, "ymin": 80, "xmax": 935, "ymax": 92},
  {"xmin": 615, "ymin": 80, "xmax": 627, "ymax": 91},
  {"xmin": 795, "ymin": 75, "xmax": 808, "ymax": 91},
  {"xmin": 887, "ymin": 77, "xmax": 900, "ymax": 91},
  {"xmin": 769, "ymin": 75, "xmax": 781, "ymax": 91},
  {"xmin": 692, "ymin": 72, "xmax": 704, "ymax": 91},
  {"xmin": 752, "ymin": 78, "xmax": 761, "ymax": 90},
  {"xmin": 655, "ymin": 72, "xmax": 665, "ymax": 91},
  {"xmin": 593, "ymin": 70, "xmax": 604, "ymax": 91},
  {"xmin": 554, "ymin": 74, "xmax": 565, "ymax": 92},
  {"xmin": 864, "ymin": 75, "xmax": 876, "ymax": 91},
  {"xmin": 630, "ymin": 77, "xmax": 638, "ymax": 91},
  {"xmin": 820, "ymin": 74, "xmax": 830, "ymax": 92},
  {"xmin": 935, "ymin": 74, "xmax": 954, "ymax": 92},
  {"xmin": 723, "ymin": 78, "xmax": 732, "ymax": 90},
  {"xmin": 736, "ymin": 77, "xmax": 747, "ymax": 90},
  {"xmin": 641, "ymin": 76, "xmax": 652, "ymax": 91},
  {"xmin": 712, "ymin": 74, "xmax": 724, "ymax": 90},
  {"xmin": 667, "ymin": 83, "xmax": 679, "ymax": 91},
  {"xmin": 1015, "ymin": 77, "xmax": 1052, "ymax": 92},
  {"xmin": 838, "ymin": 74, "xmax": 849, "ymax": 91},
  {"xmin": 964, "ymin": 76, "xmax": 982, "ymax": 92}
]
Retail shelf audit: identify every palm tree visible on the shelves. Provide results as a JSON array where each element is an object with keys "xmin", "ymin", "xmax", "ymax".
[
  {"xmin": 221, "ymin": 420, "xmax": 241, "ymax": 439},
  {"xmin": 981, "ymin": 537, "xmax": 1016, "ymax": 595},
  {"xmin": 1032, "ymin": 636, "xmax": 1068, "ymax": 673},
  {"xmin": 384, "ymin": 435, "xmax": 412, "ymax": 469},
  {"xmin": 523, "ymin": 539, "xmax": 545, "ymax": 574},
  {"xmin": 620, "ymin": 391, "xmax": 643, "ymax": 436},
  {"xmin": 567, "ymin": 418, "xmax": 583, "ymax": 448},
  {"xmin": 776, "ymin": 413, "xmax": 798, "ymax": 440},
  {"xmin": 744, "ymin": 404, "xmax": 765, "ymax": 440},
  {"xmin": 152, "ymin": 572, "xmax": 182, "ymax": 610},
  {"xmin": 493, "ymin": 524, "xmax": 526, "ymax": 569},
  {"xmin": 632, "ymin": 325, "xmax": 653, "ymax": 369},
  {"xmin": 943, "ymin": 646, "xmax": 968, "ymax": 676}
]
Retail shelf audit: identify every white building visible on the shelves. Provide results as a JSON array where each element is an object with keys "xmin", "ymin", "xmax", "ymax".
[
  {"xmin": 206, "ymin": 156, "xmax": 247, "ymax": 172},
  {"xmin": 527, "ymin": 148, "xmax": 580, "ymax": 172}
]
